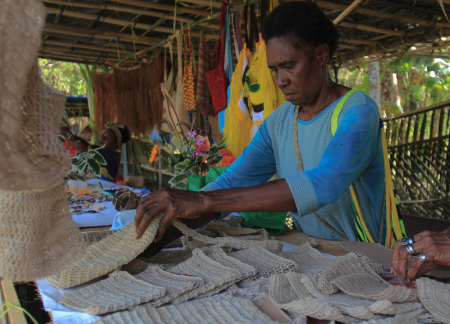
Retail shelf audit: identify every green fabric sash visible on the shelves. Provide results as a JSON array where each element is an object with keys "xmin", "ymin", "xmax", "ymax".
[{"xmin": 187, "ymin": 166, "xmax": 287, "ymax": 235}]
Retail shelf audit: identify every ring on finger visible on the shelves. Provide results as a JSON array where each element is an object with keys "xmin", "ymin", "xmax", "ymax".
[
  {"xmin": 406, "ymin": 244, "xmax": 415, "ymax": 255},
  {"xmin": 401, "ymin": 236, "xmax": 415, "ymax": 246},
  {"xmin": 417, "ymin": 253, "xmax": 426, "ymax": 262}
]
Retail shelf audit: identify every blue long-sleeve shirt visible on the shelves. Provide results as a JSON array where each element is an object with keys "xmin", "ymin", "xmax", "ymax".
[{"xmin": 203, "ymin": 91, "xmax": 385, "ymax": 241}]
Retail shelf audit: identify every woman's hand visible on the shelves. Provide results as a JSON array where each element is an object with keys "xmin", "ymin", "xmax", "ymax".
[
  {"xmin": 134, "ymin": 188, "xmax": 205, "ymax": 241},
  {"xmin": 391, "ymin": 229, "xmax": 450, "ymax": 280}
]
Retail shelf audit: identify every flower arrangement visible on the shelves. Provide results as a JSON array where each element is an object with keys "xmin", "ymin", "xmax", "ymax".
[{"xmin": 168, "ymin": 127, "xmax": 227, "ymax": 190}]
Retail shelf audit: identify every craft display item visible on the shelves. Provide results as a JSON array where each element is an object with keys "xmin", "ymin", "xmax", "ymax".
[
  {"xmin": 206, "ymin": 4, "xmax": 228, "ymax": 113},
  {"xmin": 112, "ymin": 188, "xmax": 141, "ymax": 211},
  {"xmin": 46, "ymin": 216, "xmax": 163, "ymax": 289},
  {"xmin": 417, "ymin": 277, "xmax": 450, "ymax": 323},
  {"xmin": 183, "ymin": 27, "xmax": 196, "ymax": 111}
]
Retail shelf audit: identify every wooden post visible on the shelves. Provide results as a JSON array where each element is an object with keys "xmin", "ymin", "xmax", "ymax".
[{"xmin": 368, "ymin": 61, "xmax": 382, "ymax": 113}]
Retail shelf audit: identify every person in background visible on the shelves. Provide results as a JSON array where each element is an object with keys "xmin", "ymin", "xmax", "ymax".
[
  {"xmin": 70, "ymin": 125, "xmax": 131, "ymax": 182},
  {"xmin": 81, "ymin": 125, "xmax": 93, "ymax": 143},
  {"xmin": 60, "ymin": 123, "xmax": 78, "ymax": 156},
  {"xmin": 391, "ymin": 229, "xmax": 450, "ymax": 280}
]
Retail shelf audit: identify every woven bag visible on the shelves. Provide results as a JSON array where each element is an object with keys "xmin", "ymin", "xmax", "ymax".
[
  {"xmin": 0, "ymin": 0, "xmax": 85, "ymax": 280},
  {"xmin": 112, "ymin": 189, "xmax": 140, "ymax": 211},
  {"xmin": 417, "ymin": 277, "xmax": 450, "ymax": 323},
  {"xmin": 206, "ymin": 4, "xmax": 228, "ymax": 113}
]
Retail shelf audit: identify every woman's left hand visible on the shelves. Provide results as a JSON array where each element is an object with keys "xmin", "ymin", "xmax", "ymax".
[
  {"xmin": 391, "ymin": 230, "xmax": 450, "ymax": 280},
  {"xmin": 134, "ymin": 188, "xmax": 205, "ymax": 241}
]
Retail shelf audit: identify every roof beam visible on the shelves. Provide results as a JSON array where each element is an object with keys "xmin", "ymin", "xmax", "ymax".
[
  {"xmin": 339, "ymin": 21, "xmax": 403, "ymax": 36},
  {"xmin": 317, "ymin": 0, "xmax": 450, "ymax": 28},
  {"xmin": 42, "ymin": 0, "xmax": 220, "ymax": 30},
  {"xmin": 44, "ymin": 6, "xmax": 211, "ymax": 38},
  {"xmin": 333, "ymin": 0, "xmax": 365, "ymax": 25},
  {"xmin": 43, "ymin": 39, "xmax": 137, "ymax": 55},
  {"xmin": 113, "ymin": 0, "xmax": 211, "ymax": 17}
]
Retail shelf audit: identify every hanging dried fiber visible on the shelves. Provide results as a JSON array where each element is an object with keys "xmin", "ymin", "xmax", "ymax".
[{"xmin": 94, "ymin": 54, "xmax": 165, "ymax": 135}]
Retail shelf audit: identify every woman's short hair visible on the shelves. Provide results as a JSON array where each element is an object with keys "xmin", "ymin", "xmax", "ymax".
[{"xmin": 261, "ymin": 2, "xmax": 340, "ymax": 59}]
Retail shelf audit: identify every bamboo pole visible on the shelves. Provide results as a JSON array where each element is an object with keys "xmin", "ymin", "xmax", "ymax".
[
  {"xmin": 44, "ymin": 6, "xmax": 210, "ymax": 38},
  {"xmin": 115, "ymin": 0, "xmax": 257, "ymax": 66},
  {"xmin": 43, "ymin": 0, "xmax": 220, "ymax": 29},
  {"xmin": 39, "ymin": 53, "xmax": 101, "ymax": 64},
  {"xmin": 40, "ymin": 45, "xmax": 121, "ymax": 59},
  {"xmin": 113, "ymin": 0, "xmax": 211, "ymax": 17},
  {"xmin": 43, "ymin": 39, "xmax": 136, "ymax": 55},
  {"xmin": 342, "ymin": 38, "xmax": 376, "ymax": 45},
  {"xmin": 339, "ymin": 21, "xmax": 403, "ymax": 36},
  {"xmin": 176, "ymin": 0, "xmax": 222, "ymax": 8},
  {"xmin": 333, "ymin": 0, "xmax": 365, "ymax": 25},
  {"xmin": 44, "ymin": 22, "xmax": 163, "ymax": 45},
  {"xmin": 317, "ymin": 0, "xmax": 450, "ymax": 28}
]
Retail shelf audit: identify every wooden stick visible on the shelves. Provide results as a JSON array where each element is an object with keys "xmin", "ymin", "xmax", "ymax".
[
  {"xmin": 1, "ymin": 279, "xmax": 27, "ymax": 324},
  {"xmin": 44, "ymin": 23, "xmax": 162, "ymax": 45},
  {"xmin": 177, "ymin": 0, "xmax": 222, "ymax": 8},
  {"xmin": 318, "ymin": 0, "xmax": 450, "ymax": 28},
  {"xmin": 339, "ymin": 21, "xmax": 403, "ymax": 36},
  {"xmin": 43, "ymin": 39, "xmax": 136, "ymax": 55},
  {"xmin": 342, "ymin": 38, "xmax": 376, "ymax": 45},
  {"xmin": 143, "ymin": 17, "xmax": 166, "ymax": 36},
  {"xmin": 43, "ymin": 0, "xmax": 220, "ymax": 29},
  {"xmin": 115, "ymin": 0, "xmax": 257, "ymax": 66},
  {"xmin": 44, "ymin": 6, "xmax": 210, "ymax": 37},
  {"xmin": 40, "ymin": 45, "xmax": 122, "ymax": 59},
  {"xmin": 113, "ymin": 0, "xmax": 211, "ymax": 17},
  {"xmin": 333, "ymin": 0, "xmax": 365, "ymax": 25}
]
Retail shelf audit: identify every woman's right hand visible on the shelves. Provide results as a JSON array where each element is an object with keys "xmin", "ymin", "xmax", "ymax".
[{"xmin": 391, "ymin": 229, "xmax": 450, "ymax": 280}]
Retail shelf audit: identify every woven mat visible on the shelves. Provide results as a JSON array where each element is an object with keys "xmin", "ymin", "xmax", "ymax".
[
  {"xmin": 417, "ymin": 277, "xmax": 450, "ymax": 323},
  {"xmin": 136, "ymin": 266, "xmax": 204, "ymax": 307},
  {"xmin": 93, "ymin": 294, "xmax": 280, "ymax": 324},
  {"xmin": 59, "ymin": 271, "xmax": 165, "ymax": 315},
  {"xmin": 168, "ymin": 249, "xmax": 241, "ymax": 304},
  {"xmin": 47, "ymin": 216, "xmax": 162, "ymax": 289}
]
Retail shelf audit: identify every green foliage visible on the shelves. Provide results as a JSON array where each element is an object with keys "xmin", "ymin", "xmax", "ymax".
[{"xmin": 39, "ymin": 59, "xmax": 86, "ymax": 96}]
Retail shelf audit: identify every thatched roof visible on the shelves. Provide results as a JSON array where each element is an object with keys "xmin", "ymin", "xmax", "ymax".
[{"xmin": 39, "ymin": 0, "xmax": 450, "ymax": 66}]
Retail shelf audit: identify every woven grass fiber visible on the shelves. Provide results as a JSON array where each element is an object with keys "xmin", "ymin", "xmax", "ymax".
[
  {"xmin": 59, "ymin": 271, "xmax": 166, "ymax": 314},
  {"xmin": 168, "ymin": 249, "xmax": 242, "ymax": 304},
  {"xmin": 417, "ymin": 277, "xmax": 450, "ymax": 323},
  {"xmin": 0, "ymin": 0, "xmax": 85, "ymax": 280},
  {"xmin": 47, "ymin": 216, "xmax": 162, "ymax": 289},
  {"xmin": 93, "ymin": 294, "xmax": 280, "ymax": 324}
]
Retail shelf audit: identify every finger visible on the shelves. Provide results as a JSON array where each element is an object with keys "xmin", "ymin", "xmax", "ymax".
[
  {"xmin": 135, "ymin": 203, "xmax": 167, "ymax": 239},
  {"xmin": 416, "ymin": 261, "xmax": 439, "ymax": 277},
  {"xmin": 397, "ymin": 245, "xmax": 412, "ymax": 279},
  {"xmin": 135, "ymin": 195, "xmax": 159, "ymax": 229},
  {"xmin": 413, "ymin": 230, "xmax": 432, "ymax": 244},
  {"xmin": 154, "ymin": 212, "xmax": 174, "ymax": 242},
  {"xmin": 391, "ymin": 240, "xmax": 403, "ymax": 275},
  {"xmin": 406, "ymin": 255, "xmax": 427, "ymax": 281}
]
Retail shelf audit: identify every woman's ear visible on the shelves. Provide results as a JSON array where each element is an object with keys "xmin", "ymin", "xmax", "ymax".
[{"xmin": 316, "ymin": 44, "xmax": 330, "ymax": 65}]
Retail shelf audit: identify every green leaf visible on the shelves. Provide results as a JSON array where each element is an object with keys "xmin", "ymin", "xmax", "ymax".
[
  {"xmin": 188, "ymin": 165, "xmax": 200, "ymax": 175},
  {"xmin": 179, "ymin": 159, "xmax": 191, "ymax": 165},
  {"xmin": 91, "ymin": 150, "xmax": 107, "ymax": 165},
  {"xmin": 168, "ymin": 173, "xmax": 189, "ymax": 185},
  {"xmin": 71, "ymin": 157, "xmax": 85, "ymax": 166},
  {"xmin": 173, "ymin": 182, "xmax": 187, "ymax": 190},
  {"xmin": 74, "ymin": 174, "xmax": 86, "ymax": 181},
  {"xmin": 67, "ymin": 173, "xmax": 79, "ymax": 181},
  {"xmin": 75, "ymin": 162, "xmax": 87, "ymax": 173},
  {"xmin": 87, "ymin": 159, "xmax": 102, "ymax": 177},
  {"xmin": 58, "ymin": 135, "xmax": 66, "ymax": 142},
  {"xmin": 174, "ymin": 164, "xmax": 188, "ymax": 172},
  {"xmin": 63, "ymin": 176, "xmax": 69, "ymax": 182}
]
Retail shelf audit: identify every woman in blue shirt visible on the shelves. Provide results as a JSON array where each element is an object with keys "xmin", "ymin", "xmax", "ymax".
[{"xmin": 134, "ymin": 2, "xmax": 385, "ymax": 249}]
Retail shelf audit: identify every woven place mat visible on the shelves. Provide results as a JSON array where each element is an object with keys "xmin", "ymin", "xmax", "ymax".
[
  {"xmin": 59, "ymin": 271, "xmax": 165, "ymax": 315},
  {"xmin": 168, "ymin": 249, "xmax": 242, "ymax": 304},
  {"xmin": 93, "ymin": 294, "xmax": 281, "ymax": 324},
  {"xmin": 47, "ymin": 215, "xmax": 163, "ymax": 289},
  {"xmin": 136, "ymin": 266, "xmax": 204, "ymax": 307}
]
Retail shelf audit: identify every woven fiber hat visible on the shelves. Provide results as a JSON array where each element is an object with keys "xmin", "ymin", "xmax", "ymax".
[
  {"xmin": 93, "ymin": 294, "xmax": 281, "ymax": 324},
  {"xmin": 59, "ymin": 271, "xmax": 166, "ymax": 315},
  {"xmin": 47, "ymin": 216, "xmax": 163, "ymax": 289},
  {"xmin": 206, "ymin": 246, "xmax": 257, "ymax": 281},
  {"xmin": 417, "ymin": 277, "xmax": 450, "ymax": 323},
  {"xmin": 168, "ymin": 249, "xmax": 242, "ymax": 304}
]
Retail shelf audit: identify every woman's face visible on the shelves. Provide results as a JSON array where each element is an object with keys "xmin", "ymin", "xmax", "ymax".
[
  {"xmin": 98, "ymin": 129, "xmax": 117, "ymax": 150},
  {"xmin": 266, "ymin": 36, "xmax": 328, "ymax": 107}
]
